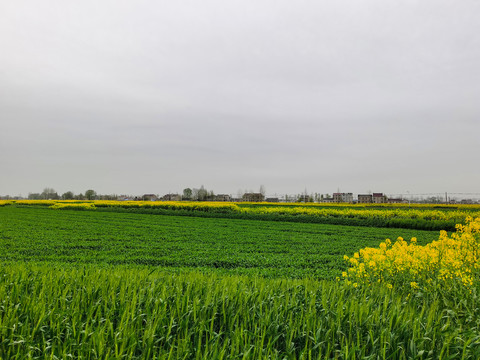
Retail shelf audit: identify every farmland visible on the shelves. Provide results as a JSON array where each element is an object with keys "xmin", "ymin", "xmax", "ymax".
[
  {"xmin": 1, "ymin": 203, "xmax": 480, "ymax": 358},
  {"xmin": 0, "ymin": 206, "xmax": 438, "ymax": 278},
  {"xmin": 6, "ymin": 199, "xmax": 480, "ymax": 231}
]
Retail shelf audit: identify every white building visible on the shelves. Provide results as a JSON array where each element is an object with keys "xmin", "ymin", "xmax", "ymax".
[{"xmin": 333, "ymin": 192, "xmax": 353, "ymax": 203}]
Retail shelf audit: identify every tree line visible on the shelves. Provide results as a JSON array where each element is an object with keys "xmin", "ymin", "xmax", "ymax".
[
  {"xmin": 9, "ymin": 185, "xmax": 334, "ymax": 203},
  {"xmin": 27, "ymin": 188, "xmax": 107, "ymax": 201}
]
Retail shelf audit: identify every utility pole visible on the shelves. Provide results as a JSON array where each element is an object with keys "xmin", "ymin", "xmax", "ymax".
[{"xmin": 445, "ymin": 192, "xmax": 448, "ymax": 204}]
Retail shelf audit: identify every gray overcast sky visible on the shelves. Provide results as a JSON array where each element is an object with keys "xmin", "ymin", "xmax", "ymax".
[{"xmin": 1, "ymin": 0, "xmax": 479, "ymax": 197}]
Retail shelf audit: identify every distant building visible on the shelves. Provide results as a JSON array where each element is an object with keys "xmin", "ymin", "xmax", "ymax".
[
  {"xmin": 242, "ymin": 193, "xmax": 265, "ymax": 202},
  {"xmin": 118, "ymin": 196, "xmax": 132, "ymax": 201},
  {"xmin": 321, "ymin": 196, "xmax": 335, "ymax": 203},
  {"xmin": 388, "ymin": 198, "xmax": 403, "ymax": 204},
  {"xmin": 373, "ymin": 193, "xmax": 387, "ymax": 203},
  {"xmin": 333, "ymin": 193, "xmax": 353, "ymax": 203},
  {"xmin": 162, "ymin": 194, "xmax": 182, "ymax": 201},
  {"xmin": 265, "ymin": 197, "xmax": 280, "ymax": 203},
  {"xmin": 142, "ymin": 194, "xmax": 158, "ymax": 201},
  {"xmin": 358, "ymin": 194, "xmax": 373, "ymax": 203},
  {"xmin": 215, "ymin": 194, "xmax": 231, "ymax": 202}
]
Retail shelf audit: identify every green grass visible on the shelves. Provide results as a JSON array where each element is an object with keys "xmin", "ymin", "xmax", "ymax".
[
  {"xmin": 0, "ymin": 207, "xmax": 439, "ymax": 278},
  {"xmin": 1, "ymin": 263, "xmax": 480, "ymax": 359}
]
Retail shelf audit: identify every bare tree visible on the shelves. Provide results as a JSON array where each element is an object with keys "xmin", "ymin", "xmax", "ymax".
[
  {"xmin": 192, "ymin": 188, "xmax": 199, "ymax": 201},
  {"xmin": 259, "ymin": 185, "xmax": 266, "ymax": 196},
  {"xmin": 197, "ymin": 185, "xmax": 208, "ymax": 201}
]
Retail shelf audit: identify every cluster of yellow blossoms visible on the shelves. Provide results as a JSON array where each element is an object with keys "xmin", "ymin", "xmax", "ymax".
[
  {"xmin": 92, "ymin": 200, "xmax": 239, "ymax": 213},
  {"xmin": 241, "ymin": 206, "xmax": 480, "ymax": 222},
  {"xmin": 343, "ymin": 217, "xmax": 480, "ymax": 290},
  {"xmin": 49, "ymin": 202, "xmax": 96, "ymax": 210},
  {"xmin": 10, "ymin": 200, "xmax": 238, "ymax": 212}
]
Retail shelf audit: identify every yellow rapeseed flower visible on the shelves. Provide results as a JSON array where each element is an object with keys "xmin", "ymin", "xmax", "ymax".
[{"xmin": 342, "ymin": 217, "xmax": 480, "ymax": 291}]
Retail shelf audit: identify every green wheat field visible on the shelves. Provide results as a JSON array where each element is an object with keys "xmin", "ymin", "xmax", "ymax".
[{"xmin": 1, "ymin": 205, "xmax": 479, "ymax": 359}]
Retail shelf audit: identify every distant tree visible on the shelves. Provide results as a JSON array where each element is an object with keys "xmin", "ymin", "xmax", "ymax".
[
  {"xmin": 62, "ymin": 191, "xmax": 75, "ymax": 200},
  {"xmin": 237, "ymin": 189, "xmax": 243, "ymax": 200},
  {"xmin": 425, "ymin": 196, "xmax": 442, "ymax": 204},
  {"xmin": 41, "ymin": 188, "xmax": 59, "ymax": 200},
  {"xmin": 183, "ymin": 188, "xmax": 192, "ymax": 200},
  {"xmin": 85, "ymin": 189, "xmax": 97, "ymax": 200},
  {"xmin": 103, "ymin": 194, "xmax": 118, "ymax": 200},
  {"xmin": 192, "ymin": 188, "xmax": 199, "ymax": 201},
  {"xmin": 259, "ymin": 185, "xmax": 266, "ymax": 196},
  {"xmin": 207, "ymin": 190, "xmax": 215, "ymax": 201},
  {"xmin": 28, "ymin": 193, "xmax": 42, "ymax": 200},
  {"xmin": 197, "ymin": 185, "xmax": 208, "ymax": 201}
]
